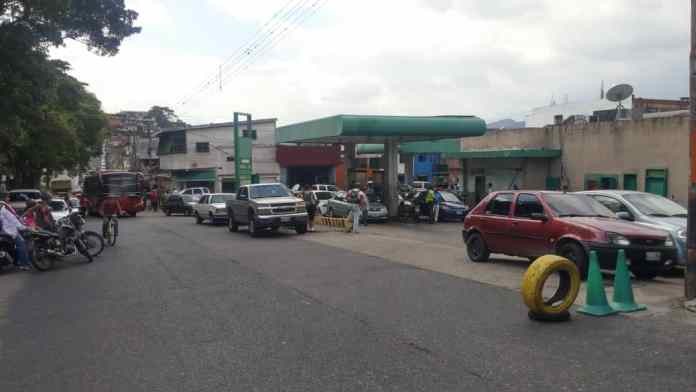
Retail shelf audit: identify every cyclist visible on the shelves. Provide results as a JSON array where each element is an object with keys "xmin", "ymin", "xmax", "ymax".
[{"xmin": 100, "ymin": 196, "xmax": 122, "ymax": 246}]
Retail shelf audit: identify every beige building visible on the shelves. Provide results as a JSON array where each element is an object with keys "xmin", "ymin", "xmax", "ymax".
[{"xmin": 451, "ymin": 115, "xmax": 688, "ymax": 205}]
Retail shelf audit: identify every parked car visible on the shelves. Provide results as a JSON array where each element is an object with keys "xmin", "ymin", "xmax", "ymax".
[
  {"xmin": 325, "ymin": 194, "xmax": 355, "ymax": 218},
  {"xmin": 579, "ymin": 190, "xmax": 687, "ymax": 266},
  {"xmin": 463, "ymin": 191, "xmax": 677, "ymax": 279},
  {"xmin": 226, "ymin": 183, "xmax": 308, "ymax": 236},
  {"xmin": 311, "ymin": 190, "xmax": 335, "ymax": 215},
  {"xmin": 194, "ymin": 193, "xmax": 236, "ymax": 224},
  {"xmin": 176, "ymin": 187, "xmax": 210, "ymax": 203},
  {"xmin": 8, "ymin": 189, "xmax": 42, "ymax": 214},
  {"xmin": 366, "ymin": 194, "xmax": 388, "ymax": 222},
  {"xmin": 162, "ymin": 194, "xmax": 193, "ymax": 216},
  {"xmin": 312, "ymin": 184, "xmax": 338, "ymax": 192},
  {"xmin": 410, "ymin": 181, "xmax": 432, "ymax": 191},
  {"xmin": 48, "ymin": 199, "xmax": 71, "ymax": 221},
  {"xmin": 437, "ymin": 191, "xmax": 469, "ymax": 221}
]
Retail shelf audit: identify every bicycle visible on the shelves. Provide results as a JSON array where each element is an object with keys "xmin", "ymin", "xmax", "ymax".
[{"xmin": 102, "ymin": 215, "xmax": 118, "ymax": 246}]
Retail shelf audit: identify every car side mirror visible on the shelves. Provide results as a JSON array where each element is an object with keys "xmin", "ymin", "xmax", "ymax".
[
  {"xmin": 530, "ymin": 213, "xmax": 548, "ymax": 222},
  {"xmin": 616, "ymin": 211, "xmax": 633, "ymax": 221}
]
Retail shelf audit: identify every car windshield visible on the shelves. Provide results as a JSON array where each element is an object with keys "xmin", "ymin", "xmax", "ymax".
[
  {"xmin": 440, "ymin": 191, "xmax": 461, "ymax": 203},
  {"xmin": 9, "ymin": 191, "xmax": 41, "ymax": 202},
  {"xmin": 315, "ymin": 191, "xmax": 333, "ymax": 200},
  {"xmin": 210, "ymin": 195, "xmax": 235, "ymax": 204},
  {"xmin": 49, "ymin": 201, "xmax": 66, "ymax": 211},
  {"xmin": 69, "ymin": 199, "xmax": 80, "ymax": 208},
  {"xmin": 543, "ymin": 193, "xmax": 615, "ymax": 218},
  {"xmin": 624, "ymin": 193, "xmax": 687, "ymax": 217},
  {"xmin": 326, "ymin": 185, "xmax": 337, "ymax": 192},
  {"xmin": 367, "ymin": 193, "xmax": 381, "ymax": 203},
  {"xmin": 249, "ymin": 184, "xmax": 291, "ymax": 199}
]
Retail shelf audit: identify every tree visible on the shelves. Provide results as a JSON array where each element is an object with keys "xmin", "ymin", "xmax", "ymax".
[
  {"xmin": 0, "ymin": 0, "xmax": 141, "ymax": 187},
  {"xmin": 1, "ymin": 0, "xmax": 141, "ymax": 55},
  {"xmin": 147, "ymin": 106, "xmax": 188, "ymax": 130}
]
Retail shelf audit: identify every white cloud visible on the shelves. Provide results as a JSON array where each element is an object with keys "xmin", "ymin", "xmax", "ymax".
[{"xmin": 52, "ymin": 0, "xmax": 690, "ymax": 126}]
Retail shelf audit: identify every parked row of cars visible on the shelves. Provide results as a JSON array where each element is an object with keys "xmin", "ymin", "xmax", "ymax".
[{"xmin": 463, "ymin": 190, "xmax": 687, "ymax": 280}]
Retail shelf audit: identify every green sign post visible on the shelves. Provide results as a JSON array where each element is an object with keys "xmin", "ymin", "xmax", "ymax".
[{"xmin": 233, "ymin": 112, "xmax": 254, "ymax": 186}]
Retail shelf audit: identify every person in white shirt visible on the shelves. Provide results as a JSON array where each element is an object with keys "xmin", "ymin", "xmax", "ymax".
[{"xmin": 0, "ymin": 202, "xmax": 31, "ymax": 270}]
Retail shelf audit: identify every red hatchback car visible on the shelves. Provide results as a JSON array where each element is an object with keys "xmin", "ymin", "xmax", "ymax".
[{"xmin": 463, "ymin": 191, "xmax": 676, "ymax": 279}]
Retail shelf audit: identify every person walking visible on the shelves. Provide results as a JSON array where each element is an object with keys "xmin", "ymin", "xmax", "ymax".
[
  {"xmin": 303, "ymin": 185, "xmax": 318, "ymax": 232},
  {"xmin": 0, "ymin": 202, "xmax": 32, "ymax": 271},
  {"xmin": 348, "ymin": 185, "xmax": 361, "ymax": 233},
  {"xmin": 150, "ymin": 188, "xmax": 159, "ymax": 212}
]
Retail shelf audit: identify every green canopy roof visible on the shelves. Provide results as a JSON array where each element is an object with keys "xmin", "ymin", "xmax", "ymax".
[
  {"xmin": 444, "ymin": 149, "xmax": 562, "ymax": 159},
  {"xmin": 276, "ymin": 115, "xmax": 486, "ymax": 144},
  {"xmin": 357, "ymin": 139, "xmax": 462, "ymax": 155}
]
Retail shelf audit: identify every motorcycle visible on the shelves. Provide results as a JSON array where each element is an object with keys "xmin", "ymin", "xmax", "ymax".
[
  {"xmin": 0, "ymin": 230, "xmax": 50, "ymax": 271},
  {"xmin": 31, "ymin": 211, "xmax": 104, "ymax": 271}
]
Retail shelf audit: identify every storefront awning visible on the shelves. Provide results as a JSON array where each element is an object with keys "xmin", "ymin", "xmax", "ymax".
[
  {"xmin": 172, "ymin": 169, "xmax": 216, "ymax": 183},
  {"xmin": 444, "ymin": 149, "xmax": 562, "ymax": 159}
]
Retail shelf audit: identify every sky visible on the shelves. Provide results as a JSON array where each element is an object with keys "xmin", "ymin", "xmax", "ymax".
[{"xmin": 52, "ymin": 0, "xmax": 689, "ymax": 126}]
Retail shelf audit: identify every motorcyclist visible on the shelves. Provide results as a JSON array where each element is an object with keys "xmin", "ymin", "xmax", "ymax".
[{"xmin": 0, "ymin": 201, "xmax": 32, "ymax": 271}]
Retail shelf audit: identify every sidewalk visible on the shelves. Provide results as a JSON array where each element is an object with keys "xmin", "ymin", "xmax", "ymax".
[{"xmin": 301, "ymin": 222, "xmax": 689, "ymax": 320}]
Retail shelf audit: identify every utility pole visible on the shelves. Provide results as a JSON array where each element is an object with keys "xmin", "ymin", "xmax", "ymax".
[{"xmin": 686, "ymin": 0, "xmax": 696, "ymax": 299}]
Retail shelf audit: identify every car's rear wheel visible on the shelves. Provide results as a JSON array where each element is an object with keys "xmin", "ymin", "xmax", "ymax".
[
  {"xmin": 466, "ymin": 232, "xmax": 490, "ymax": 262},
  {"xmin": 630, "ymin": 266, "xmax": 659, "ymax": 280},
  {"xmin": 557, "ymin": 242, "xmax": 588, "ymax": 280}
]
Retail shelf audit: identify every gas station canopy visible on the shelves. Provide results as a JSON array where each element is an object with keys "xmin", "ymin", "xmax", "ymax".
[{"xmin": 276, "ymin": 114, "xmax": 486, "ymax": 144}]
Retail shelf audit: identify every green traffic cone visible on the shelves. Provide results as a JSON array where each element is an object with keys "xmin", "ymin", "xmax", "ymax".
[
  {"xmin": 578, "ymin": 251, "xmax": 619, "ymax": 317},
  {"xmin": 611, "ymin": 250, "xmax": 646, "ymax": 313}
]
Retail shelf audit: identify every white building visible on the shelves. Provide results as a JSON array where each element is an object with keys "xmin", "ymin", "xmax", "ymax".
[
  {"xmin": 157, "ymin": 118, "xmax": 280, "ymax": 193},
  {"xmin": 525, "ymin": 98, "xmax": 632, "ymax": 127}
]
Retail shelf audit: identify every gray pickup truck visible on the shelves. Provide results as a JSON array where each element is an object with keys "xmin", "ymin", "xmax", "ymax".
[{"xmin": 226, "ymin": 183, "xmax": 308, "ymax": 236}]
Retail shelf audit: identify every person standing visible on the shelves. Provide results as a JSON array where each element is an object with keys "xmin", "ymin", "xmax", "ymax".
[
  {"xmin": 0, "ymin": 202, "xmax": 31, "ymax": 271},
  {"xmin": 358, "ymin": 186, "xmax": 369, "ymax": 227},
  {"xmin": 303, "ymin": 185, "xmax": 318, "ymax": 232},
  {"xmin": 424, "ymin": 185, "xmax": 436, "ymax": 224},
  {"xmin": 348, "ymin": 184, "xmax": 361, "ymax": 233},
  {"xmin": 433, "ymin": 186, "xmax": 443, "ymax": 223}
]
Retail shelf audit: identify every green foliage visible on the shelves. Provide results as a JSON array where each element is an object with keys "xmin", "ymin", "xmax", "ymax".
[
  {"xmin": 147, "ymin": 106, "xmax": 188, "ymax": 130},
  {"xmin": 0, "ymin": 0, "xmax": 141, "ymax": 187},
  {"xmin": 1, "ymin": 0, "xmax": 141, "ymax": 55}
]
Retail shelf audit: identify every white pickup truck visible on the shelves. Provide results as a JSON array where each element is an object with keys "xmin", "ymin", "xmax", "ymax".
[
  {"xmin": 226, "ymin": 183, "xmax": 308, "ymax": 237},
  {"xmin": 193, "ymin": 193, "xmax": 236, "ymax": 224}
]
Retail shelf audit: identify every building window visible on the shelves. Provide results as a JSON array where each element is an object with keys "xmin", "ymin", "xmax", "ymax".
[
  {"xmin": 623, "ymin": 174, "xmax": 637, "ymax": 191},
  {"xmin": 196, "ymin": 142, "xmax": 210, "ymax": 153},
  {"xmin": 645, "ymin": 169, "xmax": 668, "ymax": 197},
  {"xmin": 584, "ymin": 174, "xmax": 618, "ymax": 190},
  {"xmin": 158, "ymin": 131, "xmax": 187, "ymax": 155}
]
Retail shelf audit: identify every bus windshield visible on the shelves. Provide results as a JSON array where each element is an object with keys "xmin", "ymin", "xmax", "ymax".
[{"xmin": 103, "ymin": 174, "xmax": 139, "ymax": 195}]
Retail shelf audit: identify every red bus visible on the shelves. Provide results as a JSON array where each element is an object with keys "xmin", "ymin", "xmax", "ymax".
[{"xmin": 80, "ymin": 171, "xmax": 146, "ymax": 217}]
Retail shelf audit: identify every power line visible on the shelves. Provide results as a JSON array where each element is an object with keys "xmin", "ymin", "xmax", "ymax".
[
  {"xmin": 176, "ymin": 0, "xmax": 328, "ymax": 110},
  {"xmin": 174, "ymin": 0, "xmax": 300, "ymax": 106},
  {"xmin": 175, "ymin": 0, "xmax": 314, "ymax": 107}
]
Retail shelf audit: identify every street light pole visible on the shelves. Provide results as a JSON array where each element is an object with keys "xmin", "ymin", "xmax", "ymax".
[{"xmin": 686, "ymin": 0, "xmax": 696, "ymax": 299}]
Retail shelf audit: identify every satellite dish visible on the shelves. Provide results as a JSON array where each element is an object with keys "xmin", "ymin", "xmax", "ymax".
[
  {"xmin": 606, "ymin": 83, "xmax": 633, "ymax": 121},
  {"xmin": 606, "ymin": 84, "xmax": 633, "ymax": 102}
]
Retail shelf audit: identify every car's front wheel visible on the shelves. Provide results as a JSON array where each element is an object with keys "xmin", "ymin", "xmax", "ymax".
[
  {"xmin": 228, "ymin": 212, "xmax": 238, "ymax": 232},
  {"xmin": 195, "ymin": 212, "xmax": 202, "ymax": 224},
  {"xmin": 295, "ymin": 223, "xmax": 307, "ymax": 234},
  {"xmin": 466, "ymin": 232, "xmax": 490, "ymax": 262},
  {"xmin": 557, "ymin": 242, "xmax": 588, "ymax": 280},
  {"xmin": 248, "ymin": 215, "xmax": 258, "ymax": 237}
]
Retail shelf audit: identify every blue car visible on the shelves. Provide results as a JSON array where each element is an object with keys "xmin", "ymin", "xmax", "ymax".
[
  {"xmin": 579, "ymin": 190, "xmax": 687, "ymax": 268},
  {"xmin": 437, "ymin": 191, "xmax": 470, "ymax": 222}
]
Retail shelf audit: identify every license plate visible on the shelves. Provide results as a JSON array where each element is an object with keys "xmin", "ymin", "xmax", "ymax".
[
  {"xmin": 645, "ymin": 251, "xmax": 661, "ymax": 261},
  {"xmin": 281, "ymin": 217, "xmax": 291, "ymax": 223}
]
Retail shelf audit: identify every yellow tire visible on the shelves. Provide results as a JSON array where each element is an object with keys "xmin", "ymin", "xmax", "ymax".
[{"xmin": 521, "ymin": 255, "xmax": 581, "ymax": 316}]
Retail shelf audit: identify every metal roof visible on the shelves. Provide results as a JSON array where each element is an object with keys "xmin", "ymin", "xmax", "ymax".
[
  {"xmin": 157, "ymin": 118, "xmax": 278, "ymax": 136},
  {"xmin": 276, "ymin": 115, "xmax": 486, "ymax": 144},
  {"xmin": 444, "ymin": 148, "xmax": 562, "ymax": 159}
]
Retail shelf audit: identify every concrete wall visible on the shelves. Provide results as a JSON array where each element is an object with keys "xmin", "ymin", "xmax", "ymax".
[
  {"xmin": 457, "ymin": 116, "xmax": 689, "ymax": 205},
  {"xmin": 557, "ymin": 116, "xmax": 689, "ymax": 204}
]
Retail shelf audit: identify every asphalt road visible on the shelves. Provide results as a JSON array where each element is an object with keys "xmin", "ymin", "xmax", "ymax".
[{"xmin": 1, "ymin": 213, "xmax": 696, "ymax": 391}]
